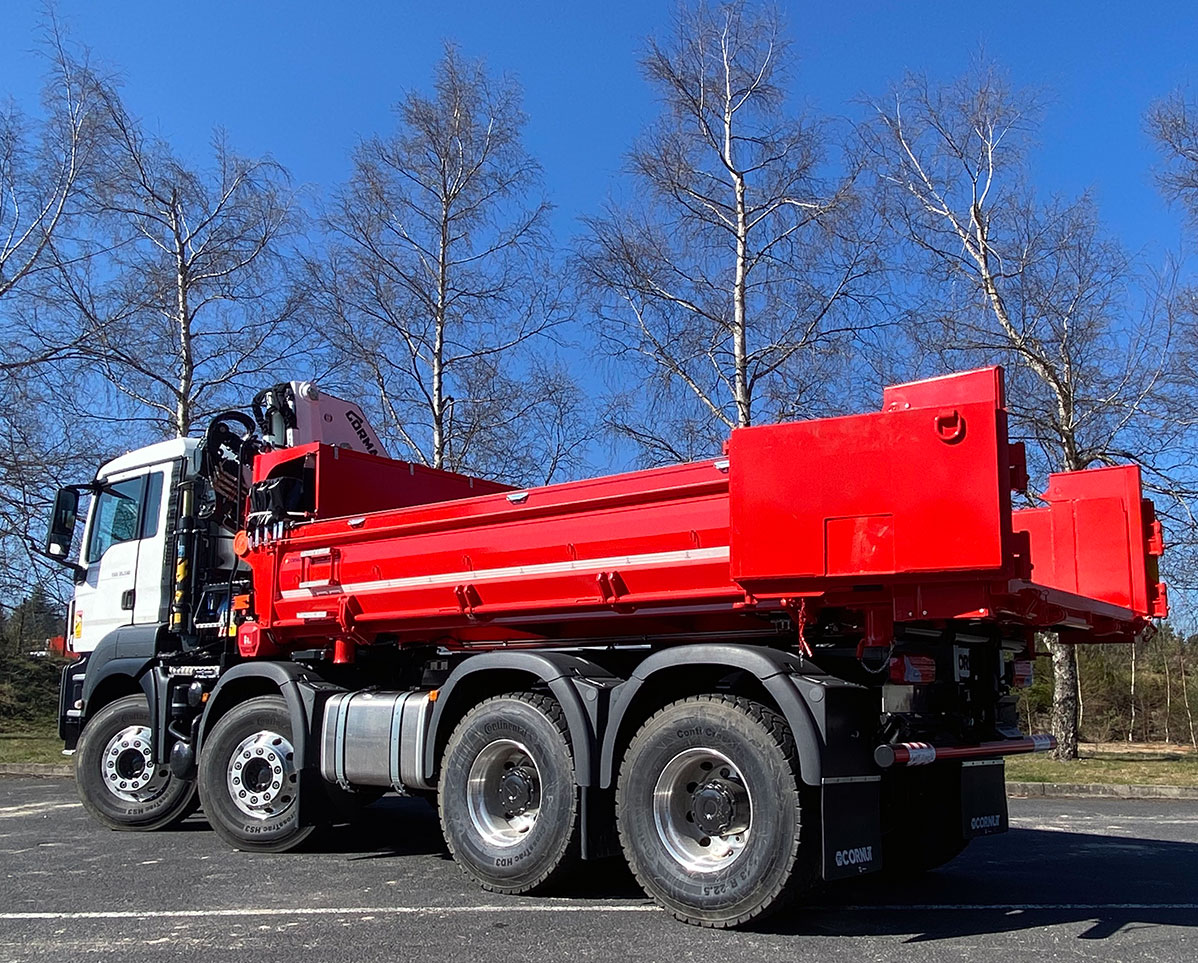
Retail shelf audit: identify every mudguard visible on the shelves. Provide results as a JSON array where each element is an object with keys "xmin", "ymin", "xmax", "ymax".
[
  {"xmin": 597, "ymin": 644, "xmax": 876, "ymax": 789},
  {"xmin": 78, "ymin": 624, "xmax": 164, "ymax": 713},
  {"xmin": 422, "ymin": 651, "xmax": 620, "ymax": 788},
  {"xmin": 196, "ymin": 662, "xmax": 341, "ymax": 772}
]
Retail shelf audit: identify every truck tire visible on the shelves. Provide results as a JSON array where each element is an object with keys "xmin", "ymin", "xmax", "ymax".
[
  {"xmin": 438, "ymin": 692, "xmax": 580, "ymax": 894},
  {"xmin": 616, "ymin": 695, "xmax": 816, "ymax": 928},
  {"xmin": 881, "ymin": 766, "xmax": 969, "ymax": 876},
  {"xmin": 197, "ymin": 695, "xmax": 316, "ymax": 853},
  {"xmin": 74, "ymin": 694, "xmax": 199, "ymax": 831}
]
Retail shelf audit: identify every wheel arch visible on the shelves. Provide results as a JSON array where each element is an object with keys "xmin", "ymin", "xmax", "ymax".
[
  {"xmin": 197, "ymin": 662, "xmax": 319, "ymax": 770},
  {"xmin": 599, "ymin": 645, "xmax": 824, "ymax": 788},
  {"xmin": 423, "ymin": 651, "xmax": 618, "ymax": 788},
  {"xmin": 79, "ymin": 624, "xmax": 163, "ymax": 725},
  {"xmin": 84, "ymin": 672, "xmax": 149, "ymax": 721}
]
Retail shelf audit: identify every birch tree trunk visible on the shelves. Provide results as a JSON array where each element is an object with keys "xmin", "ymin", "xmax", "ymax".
[
  {"xmin": 1050, "ymin": 640, "xmax": 1080, "ymax": 760},
  {"xmin": 314, "ymin": 44, "xmax": 577, "ymax": 483},
  {"xmin": 579, "ymin": 2, "xmax": 870, "ymax": 461},
  {"xmin": 1165, "ymin": 653, "xmax": 1172, "ymax": 744},
  {"xmin": 1128, "ymin": 641, "xmax": 1137, "ymax": 743},
  {"xmin": 1180, "ymin": 638, "xmax": 1197, "ymax": 750}
]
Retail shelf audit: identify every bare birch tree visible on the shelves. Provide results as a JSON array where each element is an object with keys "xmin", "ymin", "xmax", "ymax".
[
  {"xmin": 49, "ymin": 98, "xmax": 304, "ymax": 438},
  {"xmin": 312, "ymin": 45, "xmax": 582, "ymax": 483},
  {"xmin": 579, "ymin": 0, "xmax": 877, "ymax": 462},
  {"xmin": 862, "ymin": 61, "xmax": 1195, "ymax": 759},
  {"xmin": 0, "ymin": 25, "xmax": 115, "ymax": 608},
  {"xmin": 0, "ymin": 23, "xmax": 108, "ymax": 307},
  {"xmin": 1149, "ymin": 91, "xmax": 1198, "ymax": 228}
]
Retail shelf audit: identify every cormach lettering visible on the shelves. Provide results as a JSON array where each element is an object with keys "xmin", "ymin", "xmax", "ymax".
[
  {"xmin": 834, "ymin": 845, "xmax": 874, "ymax": 867},
  {"xmin": 344, "ymin": 410, "xmax": 379, "ymax": 455}
]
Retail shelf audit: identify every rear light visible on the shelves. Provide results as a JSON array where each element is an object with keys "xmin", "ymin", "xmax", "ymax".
[
  {"xmin": 889, "ymin": 654, "xmax": 936, "ymax": 684},
  {"xmin": 1012, "ymin": 659, "xmax": 1034, "ymax": 688}
]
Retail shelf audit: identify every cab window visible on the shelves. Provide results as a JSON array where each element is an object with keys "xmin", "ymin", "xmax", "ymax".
[
  {"xmin": 141, "ymin": 471, "xmax": 165, "ymax": 539},
  {"xmin": 86, "ymin": 477, "xmax": 145, "ymax": 564}
]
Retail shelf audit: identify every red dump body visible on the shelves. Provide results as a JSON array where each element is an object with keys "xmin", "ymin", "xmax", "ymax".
[{"xmin": 235, "ymin": 367, "xmax": 1166, "ymax": 659}]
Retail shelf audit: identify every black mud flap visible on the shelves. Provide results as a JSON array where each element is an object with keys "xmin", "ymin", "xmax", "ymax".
[
  {"xmin": 961, "ymin": 759, "xmax": 1008, "ymax": 838},
  {"xmin": 821, "ymin": 777, "xmax": 883, "ymax": 880}
]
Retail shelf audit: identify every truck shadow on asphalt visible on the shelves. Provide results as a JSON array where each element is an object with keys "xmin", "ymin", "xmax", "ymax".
[
  {"xmin": 317, "ymin": 796, "xmax": 450, "ymax": 859},
  {"xmin": 762, "ymin": 827, "xmax": 1198, "ymax": 941},
  {"xmin": 234, "ymin": 799, "xmax": 1198, "ymax": 939}
]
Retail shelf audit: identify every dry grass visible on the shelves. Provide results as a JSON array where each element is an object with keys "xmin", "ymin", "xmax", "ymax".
[
  {"xmin": 1005, "ymin": 741, "xmax": 1198, "ymax": 786},
  {"xmin": 0, "ymin": 731, "xmax": 66, "ymax": 766}
]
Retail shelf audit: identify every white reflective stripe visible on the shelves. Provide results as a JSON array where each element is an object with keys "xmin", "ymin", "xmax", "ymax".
[
  {"xmin": 906, "ymin": 743, "xmax": 936, "ymax": 766},
  {"xmin": 821, "ymin": 775, "xmax": 882, "ymax": 785},
  {"xmin": 1031, "ymin": 734, "xmax": 1054, "ymax": 751},
  {"xmin": 279, "ymin": 545, "xmax": 731, "ymax": 600}
]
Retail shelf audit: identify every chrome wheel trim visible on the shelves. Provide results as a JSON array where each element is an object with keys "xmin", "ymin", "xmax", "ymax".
[
  {"xmin": 226, "ymin": 730, "xmax": 297, "ymax": 820},
  {"xmin": 651, "ymin": 747, "xmax": 753, "ymax": 874},
  {"xmin": 465, "ymin": 738, "xmax": 542, "ymax": 848},
  {"xmin": 101, "ymin": 725, "xmax": 169, "ymax": 803}
]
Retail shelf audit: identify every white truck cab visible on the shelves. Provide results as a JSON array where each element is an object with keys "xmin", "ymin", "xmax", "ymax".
[
  {"xmin": 43, "ymin": 382, "xmax": 388, "ymax": 656},
  {"xmin": 68, "ymin": 438, "xmax": 200, "ymax": 653}
]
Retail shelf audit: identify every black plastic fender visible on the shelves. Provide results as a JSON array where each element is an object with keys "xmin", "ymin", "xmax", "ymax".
[
  {"xmin": 196, "ymin": 662, "xmax": 335, "ymax": 772},
  {"xmin": 597, "ymin": 644, "xmax": 875, "ymax": 789},
  {"xmin": 78, "ymin": 624, "xmax": 164, "ymax": 714},
  {"xmin": 423, "ymin": 651, "xmax": 620, "ymax": 788}
]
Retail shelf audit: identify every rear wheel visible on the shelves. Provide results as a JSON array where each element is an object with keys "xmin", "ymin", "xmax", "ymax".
[
  {"xmin": 438, "ymin": 692, "xmax": 580, "ymax": 894},
  {"xmin": 197, "ymin": 695, "xmax": 316, "ymax": 853},
  {"xmin": 75, "ymin": 695, "xmax": 198, "ymax": 831},
  {"xmin": 616, "ymin": 695, "xmax": 816, "ymax": 928}
]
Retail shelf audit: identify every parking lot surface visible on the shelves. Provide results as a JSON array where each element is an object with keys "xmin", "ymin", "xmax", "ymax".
[{"xmin": 0, "ymin": 777, "xmax": 1195, "ymax": 961}]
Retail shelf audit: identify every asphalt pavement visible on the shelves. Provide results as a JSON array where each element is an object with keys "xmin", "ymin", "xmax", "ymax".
[{"xmin": 0, "ymin": 777, "xmax": 1195, "ymax": 962}]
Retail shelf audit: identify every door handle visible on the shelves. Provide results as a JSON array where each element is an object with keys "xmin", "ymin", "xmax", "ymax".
[{"xmin": 121, "ymin": 589, "xmax": 136, "ymax": 610}]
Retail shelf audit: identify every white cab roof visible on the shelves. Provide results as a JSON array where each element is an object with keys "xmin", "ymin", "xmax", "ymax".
[{"xmin": 98, "ymin": 437, "xmax": 201, "ymax": 480}]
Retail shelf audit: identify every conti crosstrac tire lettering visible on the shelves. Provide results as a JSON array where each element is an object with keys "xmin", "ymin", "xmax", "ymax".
[
  {"xmin": 197, "ymin": 695, "xmax": 317, "ymax": 853},
  {"xmin": 616, "ymin": 694, "xmax": 817, "ymax": 928},
  {"xmin": 75, "ymin": 695, "xmax": 198, "ymax": 831},
  {"xmin": 438, "ymin": 692, "xmax": 581, "ymax": 894}
]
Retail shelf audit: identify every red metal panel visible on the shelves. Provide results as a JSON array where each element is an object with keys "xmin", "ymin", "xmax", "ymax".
[
  {"xmin": 250, "ymin": 459, "xmax": 739, "ymax": 644},
  {"xmin": 728, "ymin": 368, "xmax": 1011, "ymax": 588},
  {"xmin": 1012, "ymin": 465, "xmax": 1168, "ymax": 619},
  {"xmin": 252, "ymin": 443, "xmax": 510, "ymax": 520}
]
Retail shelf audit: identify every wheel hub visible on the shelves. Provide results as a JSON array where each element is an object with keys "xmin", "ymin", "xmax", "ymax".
[
  {"xmin": 466, "ymin": 739, "xmax": 543, "ymax": 847},
  {"xmin": 497, "ymin": 768, "xmax": 535, "ymax": 814},
  {"xmin": 652, "ymin": 747, "xmax": 754, "ymax": 873},
  {"xmin": 691, "ymin": 781, "xmax": 738, "ymax": 836},
  {"xmin": 227, "ymin": 730, "xmax": 297, "ymax": 820},
  {"xmin": 101, "ymin": 725, "xmax": 169, "ymax": 803}
]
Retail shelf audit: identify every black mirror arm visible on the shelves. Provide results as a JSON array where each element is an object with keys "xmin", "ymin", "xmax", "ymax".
[{"xmin": 27, "ymin": 537, "xmax": 86, "ymax": 581}]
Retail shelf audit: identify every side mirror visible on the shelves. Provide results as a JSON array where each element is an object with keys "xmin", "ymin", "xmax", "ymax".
[{"xmin": 45, "ymin": 487, "xmax": 80, "ymax": 560}]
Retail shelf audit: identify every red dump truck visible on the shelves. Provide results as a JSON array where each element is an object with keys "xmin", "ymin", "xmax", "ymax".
[{"xmin": 46, "ymin": 367, "xmax": 1165, "ymax": 927}]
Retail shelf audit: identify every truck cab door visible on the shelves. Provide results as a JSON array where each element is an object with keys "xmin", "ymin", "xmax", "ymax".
[
  {"xmin": 73, "ymin": 466, "xmax": 167, "ymax": 652},
  {"xmin": 132, "ymin": 468, "xmax": 169, "ymax": 624}
]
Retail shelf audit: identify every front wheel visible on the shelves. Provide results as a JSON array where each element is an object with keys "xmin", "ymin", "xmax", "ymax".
[
  {"xmin": 197, "ymin": 695, "xmax": 315, "ymax": 853},
  {"xmin": 75, "ymin": 695, "xmax": 199, "ymax": 831},
  {"xmin": 438, "ymin": 692, "xmax": 580, "ymax": 894},
  {"xmin": 617, "ymin": 695, "xmax": 817, "ymax": 928}
]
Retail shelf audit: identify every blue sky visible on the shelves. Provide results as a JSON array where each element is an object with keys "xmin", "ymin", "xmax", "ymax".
[{"xmin": 1, "ymin": 1, "xmax": 1195, "ymax": 260}]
